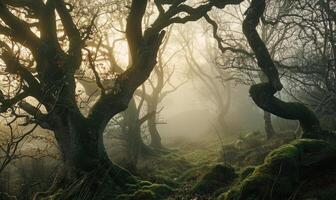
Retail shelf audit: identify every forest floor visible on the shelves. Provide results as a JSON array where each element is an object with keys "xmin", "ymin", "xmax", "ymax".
[
  {"xmin": 103, "ymin": 128, "xmax": 336, "ymax": 200},
  {"xmin": 133, "ymin": 131, "xmax": 336, "ymax": 200},
  {"xmin": 136, "ymin": 134, "xmax": 238, "ymax": 200}
]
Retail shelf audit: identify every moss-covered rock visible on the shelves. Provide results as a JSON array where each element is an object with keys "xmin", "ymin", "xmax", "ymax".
[
  {"xmin": 240, "ymin": 166, "xmax": 255, "ymax": 180},
  {"xmin": 130, "ymin": 190, "xmax": 155, "ymax": 200},
  {"xmin": 193, "ymin": 164, "xmax": 237, "ymax": 195},
  {"xmin": 137, "ymin": 180, "xmax": 152, "ymax": 187},
  {"xmin": 219, "ymin": 139, "xmax": 336, "ymax": 200},
  {"xmin": 115, "ymin": 183, "xmax": 174, "ymax": 200},
  {"xmin": 137, "ymin": 152, "xmax": 192, "ymax": 188},
  {"xmin": 221, "ymin": 131, "xmax": 296, "ymax": 167},
  {"xmin": 142, "ymin": 183, "xmax": 174, "ymax": 197},
  {"xmin": 178, "ymin": 165, "xmax": 211, "ymax": 183}
]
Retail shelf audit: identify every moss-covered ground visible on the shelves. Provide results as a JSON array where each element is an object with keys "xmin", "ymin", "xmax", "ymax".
[
  {"xmin": 108, "ymin": 131, "xmax": 336, "ymax": 200},
  {"xmin": 144, "ymin": 132, "xmax": 336, "ymax": 199},
  {"xmin": 136, "ymin": 136, "xmax": 223, "ymax": 200}
]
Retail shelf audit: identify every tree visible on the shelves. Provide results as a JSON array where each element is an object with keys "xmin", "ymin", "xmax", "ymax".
[
  {"xmin": 0, "ymin": 0, "xmax": 245, "ymax": 198},
  {"xmin": 0, "ymin": 120, "xmax": 35, "ymax": 175},
  {"xmin": 0, "ymin": 118, "xmax": 57, "ymax": 199},
  {"xmin": 241, "ymin": 0, "xmax": 335, "ymax": 140},
  {"xmin": 144, "ymin": 27, "xmax": 186, "ymax": 149},
  {"xmin": 0, "ymin": 111, "xmax": 56, "ymax": 175},
  {"xmin": 277, "ymin": 0, "xmax": 336, "ymax": 128},
  {"xmin": 204, "ymin": 0, "xmax": 336, "ymax": 137},
  {"xmin": 80, "ymin": 26, "xmax": 181, "ymax": 168},
  {"xmin": 204, "ymin": 0, "xmax": 296, "ymax": 138}
]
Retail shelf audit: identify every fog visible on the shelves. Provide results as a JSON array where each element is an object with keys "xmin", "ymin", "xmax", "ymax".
[
  {"xmin": 159, "ymin": 83, "xmax": 264, "ymax": 140},
  {"xmin": 1, "ymin": 0, "xmax": 335, "ymax": 199},
  {"xmin": 143, "ymin": 22, "xmax": 267, "ymax": 143}
]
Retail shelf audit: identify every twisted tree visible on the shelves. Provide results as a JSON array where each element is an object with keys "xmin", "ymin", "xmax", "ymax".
[
  {"xmin": 242, "ymin": 0, "xmax": 334, "ymax": 140},
  {"xmin": 0, "ymin": 0, "xmax": 246, "ymax": 198}
]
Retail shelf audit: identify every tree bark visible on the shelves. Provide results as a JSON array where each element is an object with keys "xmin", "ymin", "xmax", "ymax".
[
  {"xmin": 33, "ymin": 109, "xmax": 135, "ymax": 200},
  {"xmin": 147, "ymin": 99, "xmax": 163, "ymax": 149},
  {"xmin": 264, "ymin": 111, "xmax": 275, "ymax": 139}
]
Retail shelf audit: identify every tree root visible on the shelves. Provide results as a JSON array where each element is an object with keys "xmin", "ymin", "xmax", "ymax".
[{"xmin": 33, "ymin": 162, "xmax": 136, "ymax": 200}]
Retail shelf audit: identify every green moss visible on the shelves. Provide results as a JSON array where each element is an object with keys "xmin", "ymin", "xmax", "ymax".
[
  {"xmin": 114, "ymin": 183, "xmax": 173, "ymax": 200},
  {"xmin": 193, "ymin": 164, "xmax": 237, "ymax": 195},
  {"xmin": 40, "ymin": 191, "xmax": 63, "ymax": 200},
  {"xmin": 137, "ymin": 152, "xmax": 192, "ymax": 186},
  {"xmin": 240, "ymin": 166, "xmax": 255, "ymax": 180},
  {"xmin": 178, "ymin": 165, "xmax": 211, "ymax": 183},
  {"xmin": 291, "ymin": 139, "xmax": 328, "ymax": 153},
  {"xmin": 223, "ymin": 145, "xmax": 298, "ymax": 199},
  {"xmin": 311, "ymin": 188, "xmax": 336, "ymax": 200},
  {"xmin": 265, "ymin": 144, "xmax": 299, "ymax": 162},
  {"xmin": 221, "ymin": 131, "xmax": 297, "ymax": 167},
  {"xmin": 115, "ymin": 189, "xmax": 155, "ymax": 200},
  {"xmin": 219, "ymin": 139, "xmax": 336, "ymax": 200},
  {"xmin": 142, "ymin": 183, "xmax": 174, "ymax": 196},
  {"xmin": 138, "ymin": 181, "xmax": 152, "ymax": 187},
  {"xmin": 149, "ymin": 174, "xmax": 180, "ymax": 187},
  {"xmin": 130, "ymin": 190, "xmax": 155, "ymax": 200}
]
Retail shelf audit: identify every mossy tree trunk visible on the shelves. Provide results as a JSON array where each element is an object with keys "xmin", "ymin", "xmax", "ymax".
[{"xmin": 33, "ymin": 105, "xmax": 136, "ymax": 199}]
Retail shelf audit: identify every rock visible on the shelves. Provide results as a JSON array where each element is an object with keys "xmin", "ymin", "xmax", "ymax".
[{"xmin": 219, "ymin": 139, "xmax": 336, "ymax": 200}]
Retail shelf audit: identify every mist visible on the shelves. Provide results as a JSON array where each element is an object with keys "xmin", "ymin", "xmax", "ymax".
[{"xmin": 0, "ymin": 0, "xmax": 335, "ymax": 199}]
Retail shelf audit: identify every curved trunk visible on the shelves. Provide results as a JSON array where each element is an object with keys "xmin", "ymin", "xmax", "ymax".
[
  {"xmin": 243, "ymin": 0, "xmax": 329, "ymax": 140},
  {"xmin": 34, "ymin": 112, "xmax": 135, "ymax": 200},
  {"xmin": 54, "ymin": 116, "xmax": 101, "ymax": 172}
]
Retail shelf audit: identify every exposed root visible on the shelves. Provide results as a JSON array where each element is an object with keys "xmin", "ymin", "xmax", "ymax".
[{"xmin": 33, "ymin": 162, "xmax": 136, "ymax": 200}]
